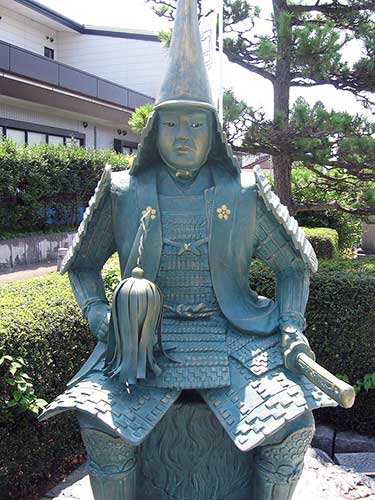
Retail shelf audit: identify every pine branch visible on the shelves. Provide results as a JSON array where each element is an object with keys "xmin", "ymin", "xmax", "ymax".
[
  {"xmin": 224, "ymin": 48, "xmax": 275, "ymax": 82},
  {"xmin": 288, "ymin": 2, "xmax": 375, "ymax": 15},
  {"xmin": 290, "ymin": 18, "xmax": 328, "ymax": 27},
  {"xmin": 146, "ymin": 0, "xmax": 176, "ymax": 21},
  {"xmin": 291, "ymin": 74, "xmax": 375, "ymax": 108},
  {"xmin": 145, "ymin": 0, "xmax": 204, "ymax": 20},
  {"xmin": 294, "ymin": 200, "xmax": 375, "ymax": 216}
]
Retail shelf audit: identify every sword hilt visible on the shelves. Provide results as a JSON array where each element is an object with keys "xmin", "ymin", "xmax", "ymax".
[{"xmin": 296, "ymin": 352, "xmax": 356, "ymax": 409}]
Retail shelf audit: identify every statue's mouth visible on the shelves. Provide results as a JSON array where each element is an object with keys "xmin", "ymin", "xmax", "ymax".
[{"xmin": 176, "ymin": 146, "xmax": 192, "ymax": 155}]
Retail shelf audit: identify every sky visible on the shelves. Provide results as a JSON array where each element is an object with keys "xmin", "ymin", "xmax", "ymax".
[{"xmin": 38, "ymin": 0, "xmax": 370, "ymax": 119}]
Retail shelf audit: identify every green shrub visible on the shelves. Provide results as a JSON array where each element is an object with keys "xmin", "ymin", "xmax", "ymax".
[
  {"xmin": 292, "ymin": 164, "xmax": 363, "ymax": 250},
  {"xmin": 303, "ymin": 227, "xmax": 339, "ymax": 259},
  {"xmin": 0, "ymin": 273, "xmax": 94, "ymax": 500},
  {"xmin": 0, "ymin": 350, "xmax": 47, "ymax": 415},
  {"xmin": 250, "ymin": 257, "xmax": 375, "ymax": 435},
  {"xmin": 128, "ymin": 103, "xmax": 154, "ymax": 135},
  {"xmin": 0, "ymin": 225, "xmax": 75, "ymax": 241},
  {"xmin": 297, "ymin": 210, "xmax": 362, "ymax": 251},
  {"xmin": 1, "ymin": 257, "xmax": 375, "ymax": 498},
  {"xmin": 0, "ymin": 140, "xmax": 129, "ymax": 234}
]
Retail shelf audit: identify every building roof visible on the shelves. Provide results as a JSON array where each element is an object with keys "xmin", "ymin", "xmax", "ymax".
[
  {"xmin": 13, "ymin": 0, "xmax": 160, "ymax": 41},
  {"xmin": 242, "ymin": 154, "xmax": 272, "ymax": 170},
  {"xmin": 0, "ymin": 39, "xmax": 154, "ymax": 123}
]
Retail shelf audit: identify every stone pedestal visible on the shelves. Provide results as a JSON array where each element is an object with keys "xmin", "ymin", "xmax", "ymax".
[{"xmin": 137, "ymin": 393, "xmax": 254, "ymax": 500}]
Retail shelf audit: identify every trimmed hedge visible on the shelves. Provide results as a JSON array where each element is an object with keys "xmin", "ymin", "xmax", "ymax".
[
  {"xmin": 1, "ymin": 258, "xmax": 375, "ymax": 498},
  {"xmin": 0, "ymin": 274, "xmax": 94, "ymax": 500},
  {"xmin": 250, "ymin": 257, "xmax": 375, "ymax": 435},
  {"xmin": 303, "ymin": 227, "xmax": 339, "ymax": 259},
  {"xmin": 0, "ymin": 140, "xmax": 129, "ymax": 234}
]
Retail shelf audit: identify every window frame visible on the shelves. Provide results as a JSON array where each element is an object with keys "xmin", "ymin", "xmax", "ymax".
[
  {"xmin": 114, "ymin": 139, "xmax": 138, "ymax": 155},
  {"xmin": 44, "ymin": 46, "xmax": 55, "ymax": 60},
  {"xmin": 0, "ymin": 119, "xmax": 85, "ymax": 147}
]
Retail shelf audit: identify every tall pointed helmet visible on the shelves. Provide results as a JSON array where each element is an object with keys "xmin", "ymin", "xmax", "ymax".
[
  {"xmin": 130, "ymin": 0, "xmax": 239, "ymax": 176},
  {"xmin": 154, "ymin": 0, "xmax": 215, "ymax": 110}
]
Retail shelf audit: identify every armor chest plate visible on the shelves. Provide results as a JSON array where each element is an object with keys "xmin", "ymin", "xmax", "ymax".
[
  {"xmin": 143, "ymin": 193, "xmax": 230, "ymax": 389},
  {"xmin": 156, "ymin": 193, "xmax": 218, "ymax": 309}
]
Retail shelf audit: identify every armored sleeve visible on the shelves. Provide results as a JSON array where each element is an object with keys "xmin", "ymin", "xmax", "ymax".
[
  {"xmin": 253, "ymin": 166, "xmax": 317, "ymax": 332},
  {"xmin": 61, "ymin": 166, "xmax": 116, "ymax": 317}
]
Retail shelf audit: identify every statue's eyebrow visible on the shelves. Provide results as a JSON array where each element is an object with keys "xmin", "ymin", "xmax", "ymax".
[
  {"xmin": 187, "ymin": 113, "xmax": 207, "ymax": 120},
  {"xmin": 159, "ymin": 113, "xmax": 178, "ymax": 119}
]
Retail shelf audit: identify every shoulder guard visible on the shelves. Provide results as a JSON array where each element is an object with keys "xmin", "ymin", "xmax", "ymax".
[
  {"xmin": 60, "ymin": 165, "xmax": 112, "ymax": 274},
  {"xmin": 254, "ymin": 166, "xmax": 318, "ymax": 273}
]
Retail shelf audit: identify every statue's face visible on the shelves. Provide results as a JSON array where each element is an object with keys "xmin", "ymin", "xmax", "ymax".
[{"xmin": 157, "ymin": 108, "xmax": 211, "ymax": 172}]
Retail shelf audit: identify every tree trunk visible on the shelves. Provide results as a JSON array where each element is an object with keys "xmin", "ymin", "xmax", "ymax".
[
  {"xmin": 273, "ymin": 154, "xmax": 294, "ymax": 212},
  {"xmin": 272, "ymin": 0, "xmax": 294, "ymax": 213}
]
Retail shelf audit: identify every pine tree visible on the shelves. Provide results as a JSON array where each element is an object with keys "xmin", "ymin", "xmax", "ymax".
[{"xmin": 146, "ymin": 0, "xmax": 375, "ymax": 216}]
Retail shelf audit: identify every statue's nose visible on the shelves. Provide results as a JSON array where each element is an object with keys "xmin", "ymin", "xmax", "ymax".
[
  {"xmin": 176, "ymin": 120, "xmax": 189, "ymax": 140},
  {"xmin": 176, "ymin": 134, "xmax": 189, "ymax": 141}
]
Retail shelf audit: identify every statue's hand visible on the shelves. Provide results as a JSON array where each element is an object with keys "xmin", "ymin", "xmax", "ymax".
[
  {"xmin": 87, "ymin": 302, "xmax": 111, "ymax": 343},
  {"xmin": 281, "ymin": 324, "xmax": 315, "ymax": 373}
]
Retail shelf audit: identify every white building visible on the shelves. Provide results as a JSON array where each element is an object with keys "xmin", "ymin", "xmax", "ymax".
[{"xmin": 0, "ymin": 0, "xmax": 168, "ymax": 152}]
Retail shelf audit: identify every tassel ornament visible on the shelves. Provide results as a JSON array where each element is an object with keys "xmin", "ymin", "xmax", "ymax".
[{"xmin": 104, "ymin": 210, "xmax": 163, "ymax": 385}]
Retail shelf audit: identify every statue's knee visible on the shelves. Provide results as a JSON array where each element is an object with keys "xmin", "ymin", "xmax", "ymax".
[
  {"xmin": 262, "ymin": 411, "xmax": 315, "ymax": 448},
  {"xmin": 254, "ymin": 426, "xmax": 314, "ymax": 484},
  {"xmin": 81, "ymin": 428, "xmax": 137, "ymax": 475},
  {"xmin": 77, "ymin": 412, "xmax": 138, "ymax": 476}
]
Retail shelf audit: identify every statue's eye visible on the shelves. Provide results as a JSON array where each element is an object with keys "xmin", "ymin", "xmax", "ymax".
[
  {"xmin": 191, "ymin": 122, "xmax": 203, "ymax": 128},
  {"xmin": 163, "ymin": 121, "xmax": 175, "ymax": 127}
]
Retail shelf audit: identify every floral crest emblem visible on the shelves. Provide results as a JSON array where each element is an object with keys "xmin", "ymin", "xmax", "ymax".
[{"xmin": 217, "ymin": 204, "xmax": 231, "ymax": 220}]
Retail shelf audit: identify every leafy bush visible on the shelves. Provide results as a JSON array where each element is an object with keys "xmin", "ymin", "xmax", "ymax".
[
  {"xmin": 128, "ymin": 103, "xmax": 154, "ymax": 135},
  {"xmin": 0, "ymin": 350, "xmax": 47, "ymax": 415},
  {"xmin": 0, "ymin": 273, "xmax": 94, "ymax": 500},
  {"xmin": 1, "ymin": 257, "xmax": 374, "ymax": 498},
  {"xmin": 0, "ymin": 140, "xmax": 129, "ymax": 235},
  {"xmin": 303, "ymin": 227, "xmax": 339, "ymax": 259},
  {"xmin": 298, "ymin": 209, "xmax": 362, "ymax": 251},
  {"xmin": 250, "ymin": 257, "xmax": 375, "ymax": 435},
  {"xmin": 292, "ymin": 164, "xmax": 363, "ymax": 249},
  {"xmin": 0, "ymin": 225, "xmax": 75, "ymax": 241}
]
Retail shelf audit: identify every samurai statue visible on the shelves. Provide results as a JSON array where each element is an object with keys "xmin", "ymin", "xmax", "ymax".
[{"xmin": 40, "ymin": 1, "xmax": 354, "ymax": 499}]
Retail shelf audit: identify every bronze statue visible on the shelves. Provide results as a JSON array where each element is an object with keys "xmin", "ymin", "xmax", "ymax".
[{"xmin": 40, "ymin": 1, "xmax": 354, "ymax": 498}]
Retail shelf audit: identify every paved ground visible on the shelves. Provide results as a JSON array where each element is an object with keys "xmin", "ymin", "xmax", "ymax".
[
  {"xmin": 0, "ymin": 263, "xmax": 57, "ymax": 284},
  {"xmin": 41, "ymin": 448, "xmax": 375, "ymax": 500}
]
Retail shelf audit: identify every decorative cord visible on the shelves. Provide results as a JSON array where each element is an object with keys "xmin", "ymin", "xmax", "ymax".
[{"xmin": 137, "ymin": 209, "xmax": 152, "ymax": 268}]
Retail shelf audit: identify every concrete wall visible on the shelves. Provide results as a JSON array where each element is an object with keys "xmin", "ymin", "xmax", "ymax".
[
  {"xmin": 57, "ymin": 33, "xmax": 167, "ymax": 98},
  {"xmin": 0, "ymin": 3, "xmax": 57, "ymax": 57},
  {"xmin": 0, "ymin": 232, "xmax": 76, "ymax": 271}
]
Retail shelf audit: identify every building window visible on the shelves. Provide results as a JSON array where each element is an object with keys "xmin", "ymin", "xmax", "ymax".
[
  {"xmin": 7, "ymin": 128, "xmax": 26, "ymax": 146},
  {"xmin": 28, "ymin": 132, "xmax": 47, "ymax": 146},
  {"xmin": 0, "ymin": 120, "xmax": 85, "ymax": 147},
  {"xmin": 48, "ymin": 135, "xmax": 64, "ymax": 146},
  {"xmin": 122, "ymin": 145, "xmax": 136, "ymax": 155},
  {"xmin": 3, "ymin": 130, "xmax": 81, "ymax": 147},
  {"xmin": 114, "ymin": 139, "xmax": 138, "ymax": 155},
  {"xmin": 44, "ymin": 47, "xmax": 54, "ymax": 60}
]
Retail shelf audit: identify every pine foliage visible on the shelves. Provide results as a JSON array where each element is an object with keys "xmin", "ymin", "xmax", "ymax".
[{"xmin": 146, "ymin": 0, "xmax": 375, "ymax": 216}]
